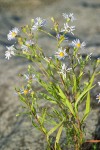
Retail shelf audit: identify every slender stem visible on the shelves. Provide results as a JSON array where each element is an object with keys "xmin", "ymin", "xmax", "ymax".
[{"xmin": 39, "ymin": 29, "xmax": 56, "ymax": 39}]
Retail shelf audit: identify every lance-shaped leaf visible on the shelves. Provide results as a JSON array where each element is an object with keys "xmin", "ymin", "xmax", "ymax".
[
  {"xmin": 75, "ymin": 85, "xmax": 94, "ymax": 113},
  {"xmin": 75, "ymin": 73, "xmax": 95, "ymax": 113},
  {"xmin": 81, "ymin": 92, "xmax": 90, "ymax": 123},
  {"xmin": 81, "ymin": 73, "xmax": 95, "ymax": 123},
  {"xmin": 47, "ymin": 120, "xmax": 64, "ymax": 142},
  {"xmin": 57, "ymin": 85, "xmax": 76, "ymax": 117},
  {"xmin": 55, "ymin": 124, "xmax": 63, "ymax": 149}
]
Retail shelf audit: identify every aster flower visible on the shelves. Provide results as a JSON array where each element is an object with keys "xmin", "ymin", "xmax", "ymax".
[
  {"xmin": 25, "ymin": 40, "xmax": 34, "ymax": 46},
  {"xmin": 96, "ymin": 93, "xmax": 100, "ymax": 103},
  {"xmin": 56, "ymin": 33, "xmax": 68, "ymax": 41},
  {"xmin": 5, "ymin": 45, "xmax": 15, "ymax": 60},
  {"xmin": 55, "ymin": 47, "xmax": 68, "ymax": 60},
  {"xmin": 61, "ymin": 23, "xmax": 75, "ymax": 35},
  {"xmin": 32, "ymin": 17, "xmax": 46, "ymax": 31},
  {"xmin": 98, "ymin": 82, "xmax": 100, "ymax": 86},
  {"xmin": 19, "ymin": 88, "xmax": 31, "ymax": 95},
  {"xmin": 21, "ymin": 40, "xmax": 34, "ymax": 52},
  {"xmin": 72, "ymin": 39, "xmax": 86, "ymax": 49},
  {"xmin": 59, "ymin": 63, "xmax": 72, "ymax": 78},
  {"xmin": 7, "ymin": 27, "xmax": 19, "ymax": 40},
  {"xmin": 62, "ymin": 13, "xmax": 75, "ymax": 22},
  {"xmin": 21, "ymin": 45, "xmax": 29, "ymax": 52},
  {"xmin": 23, "ymin": 74, "xmax": 36, "ymax": 81}
]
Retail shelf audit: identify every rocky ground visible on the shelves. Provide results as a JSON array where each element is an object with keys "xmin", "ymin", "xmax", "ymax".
[{"xmin": 0, "ymin": 0, "xmax": 100, "ymax": 149}]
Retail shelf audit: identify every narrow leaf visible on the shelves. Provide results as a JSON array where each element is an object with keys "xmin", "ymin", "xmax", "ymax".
[
  {"xmin": 55, "ymin": 125, "xmax": 63, "ymax": 149},
  {"xmin": 57, "ymin": 85, "xmax": 76, "ymax": 117},
  {"xmin": 81, "ymin": 92, "xmax": 90, "ymax": 123},
  {"xmin": 75, "ymin": 85, "xmax": 94, "ymax": 113},
  {"xmin": 47, "ymin": 120, "xmax": 63, "ymax": 142}
]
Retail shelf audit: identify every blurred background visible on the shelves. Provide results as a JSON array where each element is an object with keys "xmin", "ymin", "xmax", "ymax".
[{"xmin": 0, "ymin": 0, "xmax": 100, "ymax": 149}]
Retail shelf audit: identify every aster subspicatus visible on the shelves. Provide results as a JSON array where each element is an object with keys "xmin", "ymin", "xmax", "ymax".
[
  {"xmin": 7, "ymin": 27, "xmax": 19, "ymax": 40},
  {"xmin": 23, "ymin": 74, "xmax": 36, "ymax": 81},
  {"xmin": 61, "ymin": 23, "xmax": 75, "ymax": 35},
  {"xmin": 59, "ymin": 63, "xmax": 72, "ymax": 78},
  {"xmin": 17, "ymin": 87, "xmax": 32, "ymax": 95},
  {"xmin": 62, "ymin": 13, "xmax": 76, "ymax": 22},
  {"xmin": 72, "ymin": 39, "xmax": 86, "ymax": 49},
  {"xmin": 55, "ymin": 47, "xmax": 68, "ymax": 60},
  {"xmin": 21, "ymin": 40, "xmax": 34, "ymax": 52},
  {"xmin": 32, "ymin": 17, "xmax": 46, "ymax": 31},
  {"xmin": 5, "ymin": 45, "xmax": 16, "ymax": 60}
]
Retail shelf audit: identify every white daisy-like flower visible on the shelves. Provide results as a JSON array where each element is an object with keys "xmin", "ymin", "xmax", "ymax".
[
  {"xmin": 72, "ymin": 39, "xmax": 86, "ymax": 49},
  {"xmin": 21, "ymin": 40, "xmax": 34, "ymax": 52},
  {"xmin": 59, "ymin": 63, "xmax": 72, "ymax": 78},
  {"xmin": 24, "ymin": 74, "xmax": 36, "ymax": 81},
  {"xmin": 61, "ymin": 23, "xmax": 75, "ymax": 35},
  {"xmin": 21, "ymin": 45, "xmax": 29, "ymax": 52},
  {"xmin": 98, "ymin": 82, "xmax": 100, "ymax": 86},
  {"xmin": 25, "ymin": 40, "xmax": 34, "ymax": 46},
  {"xmin": 5, "ymin": 45, "xmax": 15, "ymax": 60},
  {"xmin": 32, "ymin": 17, "xmax": 46, "ymax": 31},
  {"xmin": 18, "ymin": 88, "xmax": 31, "ymax": 95},
  {"xmin": 7, "ymin": 27, "xmax": 19, "ymax": 40},
  {"xmin": 55, "ymin": 47, "xmax": 68, "ymax": 60},
  {"xmin": 96, "ymin": 93, "xmax": 100, "ymax": 103},
  {"xmin": 62, "ymin": 13, "xmax": 75, "ymax": 22}
]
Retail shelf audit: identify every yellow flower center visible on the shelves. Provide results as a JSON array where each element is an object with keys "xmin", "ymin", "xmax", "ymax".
[
  {"xmin": 59, "ymin": 52, "xmax": 64, "ymax": 57},
  {"xmin": 26, "ymin": 43, "xmax": 30, "ymax": 47},
  {"xmin": 24, "ymin": 90, "xmax": 28, "ymax": 95},
  {"xmin": 12, "ymin": 32, "xmax": 17, "ymax": 37},
  {"xmin": 76, "ymin": 43, "xmax": 81, "ymax": 48}
]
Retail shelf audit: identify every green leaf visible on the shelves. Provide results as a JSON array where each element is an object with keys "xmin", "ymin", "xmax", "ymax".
[
  {"xmin": 55, "ymin": 125, "xmax": 63, "ymax": 149},
  {"xmin": 19, "ymin": 94, "xmax": 26, "ymax": 102},
  {"xmin": 75, "ymin": 73, "xmax": 95, "ymax": 113},
  {"xmin": 75, "ymin": 85, "xmax": 94, "ymax": 113},
  {"xmin": 47, "ymin": 120, "xmax": 64, "ymax": 142},
  {"xmin": 40, "ymin": 93, "xmax": 57, "ymax": 104},
  {"xmin": 57, "ymin": 85, "xmax": 76, "ymax": 117},
  {"xmin": 72, "ymin": 74, "xmax": 77, "ymax": 93},
  {"xmin": 81, "ymin": 73, "xmax": 95, "ymax": 123},
  {"xmin": 41, "ymin": 108, "xmax": 47, "ymax": 125},
  {"xmin": 81, "ymin": 92, "xmax": 90, "ymax": 123}
]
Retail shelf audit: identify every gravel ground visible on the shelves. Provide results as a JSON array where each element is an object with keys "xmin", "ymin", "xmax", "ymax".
[{"xmin": 0, "ymin": 0, "xmax": 100, "ymax": 149}]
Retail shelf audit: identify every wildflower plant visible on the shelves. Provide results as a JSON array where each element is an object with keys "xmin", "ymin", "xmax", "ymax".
[{"xmin": 6, "ymin": 14, "xmax": 100, "ymax": 150}]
